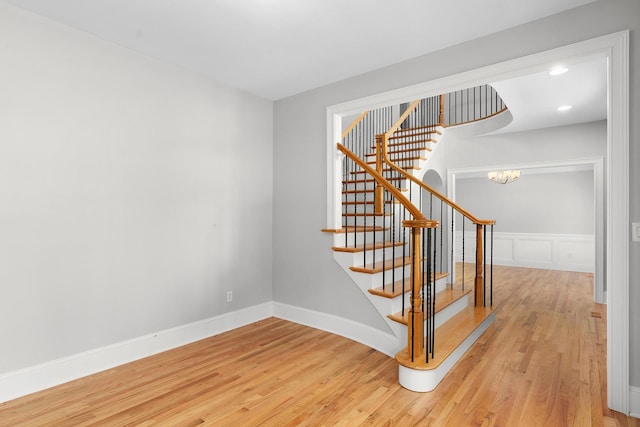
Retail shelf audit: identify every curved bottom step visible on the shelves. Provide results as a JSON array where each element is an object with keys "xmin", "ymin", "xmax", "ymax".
[{"xmin": 397, "ymin": 308, "xmax": 495, "ymax": 392}]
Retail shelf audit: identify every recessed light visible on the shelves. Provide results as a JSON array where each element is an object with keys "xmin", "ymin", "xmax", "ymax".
[
  {"xmin": 557, "ymin": 105, "xmax": 573, "ymax": 111},
  {"xmin": 549, "ymin": 66, "xmax": 568, "ymax": 76}
]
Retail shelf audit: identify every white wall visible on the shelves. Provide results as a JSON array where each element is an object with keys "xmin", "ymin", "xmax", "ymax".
[
  {"xmin": 273, "ymin": 0, "xmax": 640, "ymax": 387},
  {"xmin": 445, "ymin": 120, "xmax": 606, "ymax": 169},
  {"xmin": 457, "ymin": 231, "xmax": 595, "ymax": 272},
  {"xmin": 455, "ymin": 167, "xmax": 596, "ymax": 272},
  {"xmin": 0, "ymin": 3, "xmax": 273, "ymax": 374}
]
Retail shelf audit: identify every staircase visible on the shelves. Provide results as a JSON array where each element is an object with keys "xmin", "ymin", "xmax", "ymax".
[{"xmin": 324, "ymin": 88, "xmax": 506, "ymax": 392}]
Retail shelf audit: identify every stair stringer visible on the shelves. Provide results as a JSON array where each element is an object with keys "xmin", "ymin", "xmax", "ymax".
[
  {"xmin": 398, "ymin": 311, "xmax": 496, "ymax": 392},
  {"xmin": 332, "ymin": 249, "xmax": 453, "ymax": 346}
]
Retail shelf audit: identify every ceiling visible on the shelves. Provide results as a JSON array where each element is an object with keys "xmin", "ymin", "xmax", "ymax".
[
  {"xmin": 4, "ymin": 0, "xmax": 597, "ymax": 101},
  {"xmin": 490, "ymin": 57, "xmax": 607, "ymax": 134}
]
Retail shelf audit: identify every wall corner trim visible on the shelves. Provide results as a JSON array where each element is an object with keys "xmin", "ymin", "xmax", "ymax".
[{"xmin": 630, "ymin": 386, "xmax": 640, "ymax": 418}]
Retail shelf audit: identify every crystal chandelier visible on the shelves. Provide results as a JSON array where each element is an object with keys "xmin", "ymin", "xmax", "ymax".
[{"xmin": 487, "ymin": 169, "xmax": 520, "ymax": 184}]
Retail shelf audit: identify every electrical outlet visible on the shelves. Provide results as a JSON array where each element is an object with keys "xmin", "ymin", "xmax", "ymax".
[
  {"xmin": 226, "ymin": 291, "xmax": 233, "ymax": 302},
  {"xmin": 633, "ymin": 222, "xmax": 640, "ymax": 242}
]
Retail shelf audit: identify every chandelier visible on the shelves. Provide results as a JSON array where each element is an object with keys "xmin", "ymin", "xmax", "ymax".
[{"xmin": 487, "ymin": 169, "xmax": 520, "ymax": 184}]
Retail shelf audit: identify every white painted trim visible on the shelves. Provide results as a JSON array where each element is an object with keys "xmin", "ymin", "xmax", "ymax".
[
  {"xmin": 327, "ymin": 31, "xmax": 629, "ymax": 413},
  {"xmin": 630, "ymin": 386, "xmax": 640, "ymax": 419},
  {"xmin": 326, "ymin": 110, "xmax": 343, "ymax": 229},
  {"xmin": 456, "ymin": 231, "xmax": 595, "ymax": 273},
  {"xmin": 593, "ymin": 158, "xmax": 605, "ymax": 304},
  {"xmin": 398, "ymin": 312, "xmax": 495, "ymax": 392},
  {"xmin": 0, "ymin": 301, "xmax": 400, "ymax": 404},
  {"xmin": 273, "ymin": 302, "xmax": 399, "ymax": 358},
  {"xmin": 0, "ymin": 303, "xmax": 274, "ymax": 404},
  {"xmin": 448, "ymin": 158, "xmax": 604, "ymax": 302},
  {"xmin": 605, "ymin": 30, "xmax": 630, "ymax": 415}
]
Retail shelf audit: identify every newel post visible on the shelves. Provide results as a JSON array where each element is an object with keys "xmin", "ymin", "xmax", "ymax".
[
  {"xmin": 403, "ymin": 220, "xmax": 431, "ymax": 361},
  {"xmin": 374, "ymin": 134, "xmax": 386, "ymax": 215},
  {"xmin": 439, "ymin": 94, "xmax": 445, "ymax": 125},
  {"xmin": 475, "ymin": 224, "xmax": 485, "ymax": 307}
]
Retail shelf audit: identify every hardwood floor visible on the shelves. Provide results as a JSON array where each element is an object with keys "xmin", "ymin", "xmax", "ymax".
[{"xmin": 1, "ymin": 266, "xmax": 638, "ymax": 426}]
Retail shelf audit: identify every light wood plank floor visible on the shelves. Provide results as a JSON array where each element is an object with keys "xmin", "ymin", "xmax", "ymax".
[{"xmin": 1, "ymin": 266, "xmax": 638, "ymax": 426}]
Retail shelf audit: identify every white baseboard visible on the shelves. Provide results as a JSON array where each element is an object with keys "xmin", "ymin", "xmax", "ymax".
[
  {"xmin": 272, "ymin": 302, "xmax": 400, "ymax": 358},
  {"xmin": 0, "ymin": 303, "xmax": 273, "ymax": 404},
  {"xmin": 630, "ymin": 386, "xmax": 640, "ymax": 418},
  {"xmin": 0, "ymin": 302, "xmax": 400, "ymax": 404}
]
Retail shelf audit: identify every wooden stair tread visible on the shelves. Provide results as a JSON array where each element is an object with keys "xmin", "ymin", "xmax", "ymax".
[
  {"xmin": 351, "ymin": 166, "xmax": 419, "ymax": 174},
  {"xmin": 371, "ymin": 138, "xmax": 436, "ymax": 149},
  {"xmin": 342, "ymin": 200, "xmax": 375, "ymax": 205},
  {"xmin": 342, "ymin": 200, "xmax": 397, "ymax": 206},
  {"xmin": 395, "ymin": 305, "xmax": 495, "ymax": 371},
  {"xmin": 393, "ymin": 125, "xmax": 442, "ymax": 135},
  {"xmin": 350, "ymin": 256, "xmax": 413, "ymax": 274},
  {"xmin": 389, "ymin": 130, "xmax": 441, "ymax": 140},
  {"xmin": 366, "ymin": 147, "xmax": 432, "ymax": 156},
  {"xmin": 321, "ymin": 226, "xmax": 388, "ymax": 234},
  {"xmin": 342, "ymin": 212, "xmax": 391, "ymax": 217},
  {"xmin": 366, "ymin": 155, "xmax": 427, "ymax": 163},
  {"xmin": 342, "ymin": 176, "xmax": 406, "ymax": 184},
  {"xmin": 368, "ymin": 272, "xmax": 449, "ymax": 298},
  {"xmin": 332, "ymin": 241, "xmax": 405, "ymax": 253},
  {"xmin": 387, "ymin": 286, "xmax": 473, "ymax": 324},
  {"xmin": 342, "ymin": 187, "xmax": 407, "ymax": 194}
]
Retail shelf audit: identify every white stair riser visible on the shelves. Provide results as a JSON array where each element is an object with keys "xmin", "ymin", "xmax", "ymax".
[
  {"xmin": 386, "ymin": 276, "xmax": 450, "ymax": 314},
  {"xmin": 341, "ymin": 265, "xmax": 412, "ymax": 289},
  {"xmin": 343, "ymin": 181, "xmax": 407, "ymax": 192},
  {"xmin": 342, "ymin": 182, "xmax": 378, "ymax": 192},
  {"xmin": 332, "ymin": 230, "xmax": 386, "ymax": 247},
  {"xmin": 344, "ymin": 191, "xmax": 407, "ymax": 202},
  {"xmin": 342, "ymin": 215, "xmax": 392, "ymax": 227},
  {"xmin": 333, "ymin": 246, "xmax": 408, "ymax": 268},
  {"xmin": 372, "ymin": 275, "xmax": 447, "ymax": 296},
  {"xmin": 365, "ymin": 151, "xmax": 430, "ymax": 162},
  {"xmin": 342, "ymin": 203, "xmax": 385, "ymax": 214},
  {"xmin": 334, "ymin": 249, "xmax": 449, "ymax": 292},
  {"xmin": 362, "ymin": 160, "xmax": 426, "ymax": 169}
]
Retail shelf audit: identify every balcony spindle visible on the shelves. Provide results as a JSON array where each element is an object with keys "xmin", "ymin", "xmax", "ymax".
[{"xmin": 475, "ymin": 224, "xmax": 484, "ymax": 307}]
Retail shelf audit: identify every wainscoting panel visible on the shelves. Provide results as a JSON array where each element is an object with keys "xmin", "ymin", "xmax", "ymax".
[{"xmin": 456, "ymin": 232, "xmax": 595, "ymax": 273}]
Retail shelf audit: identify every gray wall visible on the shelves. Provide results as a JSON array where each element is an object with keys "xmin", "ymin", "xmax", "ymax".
[
  {"xmin": 273, "ymin": 0, "xmax": 640, "ymax": 386},
  {"xmin": 456, "ymin": 170, "xmax": 595, "ymax": 234},
  {"xmin": 0, "ymin": 3, "xmax": 273, "ymax": 374},
  {"xmin": 449, "ymin": 121, "xmax": 605, "ymax": 235}
]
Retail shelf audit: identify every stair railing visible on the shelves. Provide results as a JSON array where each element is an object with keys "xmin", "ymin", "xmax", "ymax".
[
  {"xmin": 377, "ymin": 100, "xmax": 496, "ymax": 309},
  {"xmin": 441, "ymin": 84, "xmax": 508, "ymax": 127},
  {"xmin": 337, "ymin": 142, "xmax": 438, "ymax": 363},
  {"xmin": 337, "ymin": 86, "xmax": 501, "ymax": 364}
]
